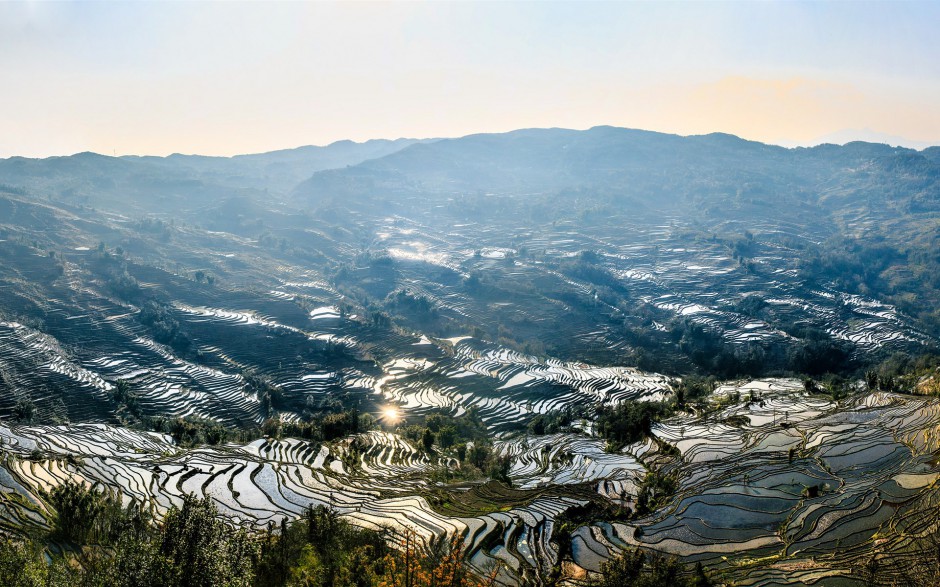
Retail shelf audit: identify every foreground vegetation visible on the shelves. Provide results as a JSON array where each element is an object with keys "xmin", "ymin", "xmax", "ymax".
[
  {"xmin": 2, "ymin": 483, "xmax": 488, "ymax": 587},
  {"xmin": 590, "ymin": 548, "xmax": 711, "ymax": 587},
  {"xmin": 0, "ymin": 480, "xmax": 719, "ymax": 587}
]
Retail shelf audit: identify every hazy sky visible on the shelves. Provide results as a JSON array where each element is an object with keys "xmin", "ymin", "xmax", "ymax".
[{"xmin": 2, "ymin": 1, "xmax": 939, "ymax": 157}]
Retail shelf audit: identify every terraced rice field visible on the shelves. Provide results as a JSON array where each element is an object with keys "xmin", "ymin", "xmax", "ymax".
[
  {"xmin": 0, "ymin": 195, "xmax": 932, "ymax": 428},
  {"xmin": 0, "ymin": 281, "xmax": 674, "ymax": 431},
  {"xmin": 364, "ymin": 212, "xmax": 933, "ymax": 364},
  {"xmin": 1, "ymin": 181, "xmax": 939, "ymax": 585},
  {"xmin": 3, "ymin": 375, "xmax": 940, "ymax": 585},
  {"xmin": 568, "ymin": 388, "xmax": 940, "ymax": 585}
]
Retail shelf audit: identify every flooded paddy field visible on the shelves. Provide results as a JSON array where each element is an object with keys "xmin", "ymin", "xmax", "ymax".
[{"xmin": 2, "ymin": 378, "xmax": 940, "ymax": 585}]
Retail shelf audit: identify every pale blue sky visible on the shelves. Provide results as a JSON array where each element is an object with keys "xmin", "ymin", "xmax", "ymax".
[{"xmin": 1, "ymin": 1, "xmax": 938, "ymax": 157}]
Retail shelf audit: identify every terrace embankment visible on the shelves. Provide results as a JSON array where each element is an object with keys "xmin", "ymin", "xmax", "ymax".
[{"xmin": 3, "ymin": 380, "xmax": 940, "ymax": 584}]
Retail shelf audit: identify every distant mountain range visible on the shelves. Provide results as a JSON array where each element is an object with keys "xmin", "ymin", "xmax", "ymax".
[
  {"xmin": 3, "ymin": 125, "xmax": 940, "ymax": 344},
  {"xmin": 121, "ymin": 137, "xmax": 430, "ymax": 193},
  {"xmin": 291, "ymin": 126, "xmax": 940, "ymax": 222},
  {"xmin": 0, "ymin": 137, "xmax": 430, "ymax": 212},
  {"xmin": 793, "ymin": 128, "xmax": 940, "ymax": 150},
  {"xmin": 4, "ymin": 126, "xmax": 938, "ymax": 209}
]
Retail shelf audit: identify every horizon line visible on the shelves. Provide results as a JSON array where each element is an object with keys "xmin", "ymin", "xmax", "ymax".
[{"xmin": 2, "ymin": 125, "xmax": 937, "ymax": 160}]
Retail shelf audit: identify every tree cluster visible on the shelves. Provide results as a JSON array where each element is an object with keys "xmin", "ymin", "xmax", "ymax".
[
  {"xmin": 138, "ymin": 300, "xmax": 192, "ymax": 354},
  {"xmin": 0, "ymin": 482, "xmax": 499, "ymax": 587},
  {"xmin": 596, "ymin": 400, "xmax": 675, "ymax": 452}
]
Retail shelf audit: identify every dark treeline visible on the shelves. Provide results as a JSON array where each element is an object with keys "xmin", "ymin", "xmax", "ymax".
[
  {"xmin": 596, "ymin": 401, "xmax": 676, "ymax": 452},
  {"xmin": 138, "ymin": 300, "xmax": 192, "ymax": 355},
  {"xmin": 142, "ymin": 407, "xmax": 372, "ymax": 449},
  {"xmin": 526, "ymin": 405, "xmax": 586, "ymax": 435},
  {"xmin": 0, "ymin": 481, "xmax": 708, "ymax": 587},
  {"xmin": 398, "ymin": 408, "xmax": 513, "ymax": 485},
  {"xmin": 863, "ymin": 352, "xmax": 940, "ymax": 395},
  {"xmin": 2, "ymin": 482, "xmax": 495, "ymax": 587},
  {"xmin": 588, "ymin": 547, "xmax": 712, "ymax": 587}
]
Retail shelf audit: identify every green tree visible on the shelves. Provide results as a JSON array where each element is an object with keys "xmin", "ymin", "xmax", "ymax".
[
  {"xmin": 158, "ymin": 495, "xmax": 257, "ymax": 587},
  {"xmin": 422, "ymin": 428, "xmax": 435, "ymax": 452},
  {"xmin": 591, "ymin": 547, "xmax": 712, "ymax": 587},
  {"xmin": 0, "ymin": 538, "xmax": 74, "ymax": 586}
]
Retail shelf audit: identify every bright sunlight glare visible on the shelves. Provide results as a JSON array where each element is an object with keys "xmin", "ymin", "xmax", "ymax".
[{"xmin": 381, "ymin": 407, "xmax": 401, "ymax": 425}]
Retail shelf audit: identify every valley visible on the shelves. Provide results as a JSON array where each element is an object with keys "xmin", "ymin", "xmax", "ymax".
[{"xmin": 2, "ymin": 127, "xmax": 940, "ymax": 585}]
